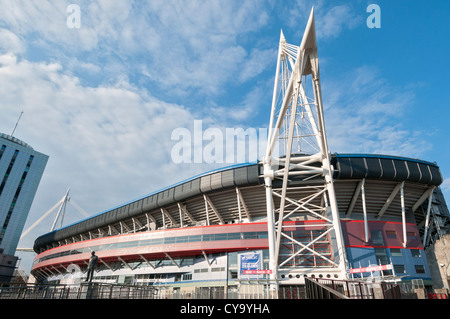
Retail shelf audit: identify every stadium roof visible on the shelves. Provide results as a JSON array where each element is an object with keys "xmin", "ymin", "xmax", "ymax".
[{"xmin": 33, "ymin": 153, "xmax": 443, "ymax": 252}]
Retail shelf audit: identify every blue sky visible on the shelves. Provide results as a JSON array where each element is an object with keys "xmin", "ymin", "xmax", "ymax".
[{"xmin": 0, "ymin": 0, "xmax": 449, "ymax": 273}]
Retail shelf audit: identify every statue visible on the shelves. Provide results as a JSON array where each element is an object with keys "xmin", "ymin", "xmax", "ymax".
[{"xmin": 85, "ymin": 251, "xmax": 98, "ymax": 283}]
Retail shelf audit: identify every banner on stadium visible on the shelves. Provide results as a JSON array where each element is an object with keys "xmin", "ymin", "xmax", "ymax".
[
  {"xmin": 349, "ymin": 264, "xmax": 393, "ymax": 274},
  {"xmin": 242, "ymin": 270, "xmax": 272, "ymax": 275},
  {"xmin": 238, "ymin": 250, "xmax": 266, "ymax": 279}
]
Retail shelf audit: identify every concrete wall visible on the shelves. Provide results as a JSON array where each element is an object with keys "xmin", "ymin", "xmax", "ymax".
[
  {"xmin": 425, "ymin": 233, "xmax": 450, "ymax": 291},
  {"xmin": 0, "ymin": 253, "xmax": 18, "ymax": 283}
]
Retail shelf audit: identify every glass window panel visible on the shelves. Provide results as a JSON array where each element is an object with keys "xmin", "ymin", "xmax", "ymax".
[
  {"xmin": 257, "ymin": 232, "xmax": 268, "ymax": 239},
  {"xmin": 311, "ymin": 229, "xmax": 325, "ymax": 239},
  {"xmin": 188, "ymin": 235, "xmax": 201, "ymax": 242},
  {"xmin": 202, "ymin": 234, "xmax": 214, "ymax": 241},
  {"xmin": 394, "ymin": 264, "xmax": 406, "ymax": 273},
  {"xmin": 390, "ymin": 248, "xmax": 402, "ymax": 257},
  {"xmin": 371, "ymin": 230, "xmax": 384, "ymax": 245},
  {"xmin": 227, "ymin": 232, "xmax": 241, "ymax": 240},
  {"xmin": 214, "ymin": 233, "xmax": 227, "ymax": 241},
  {"xmin": 164, "ymin": 237, "xmax": 175, "ymax": 244},
  {"xmin": 386, "ymin": 230, "xmax": 397, "ymax": 239},
  {"xmin": 139, "ymin": 239, "xmax": 152, "ymax": 246},
  {"xmin": 182, "ymin": 274, "xmax": 192, "ymax": 281},
  {"xmin": 243, "ymin": 232, "xmax": 257, "ymax": 239},
  {"xmin": 415, "ymin": 265, "xmax": 425, "ymax": 274},
  {"xmin": 374, "ymin": 248, "xmax": 389, "ymax": 264},
  {"xmin": 180, "ymin": 258, "xmax": 194, "ymax": 266},
  {"xmin": 175, "ymin": 236, "xmax": 188, "ymax": 243}
]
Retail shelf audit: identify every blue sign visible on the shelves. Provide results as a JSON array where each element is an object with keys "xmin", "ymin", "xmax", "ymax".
[{"xmin": 238, "ymin": 250, "xmax": 263, "ymax": 279}]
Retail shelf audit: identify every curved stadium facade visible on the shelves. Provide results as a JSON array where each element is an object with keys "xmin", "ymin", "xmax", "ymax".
[{"xmin": 31, "ymin": 154, "xmax": 448, "ymax": 295}]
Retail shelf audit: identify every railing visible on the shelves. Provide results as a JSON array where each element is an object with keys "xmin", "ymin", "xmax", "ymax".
[
  {"xmin": 0, "ymin": 278, "xmax": 403, "ymax": 299},
  {"xmin": 0, "ymin": 282, "xmax": 158, "ymax": 299},
  {"xmin": 305, "ymin": 277, "xmax": 402, "ymax": 299},
  {"xmin": 305, "ymin": 278, "xmax": 349, "ymax": 299}
]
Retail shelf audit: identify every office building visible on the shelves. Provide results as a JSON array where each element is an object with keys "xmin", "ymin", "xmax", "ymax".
[{"xmin": 0, "ymin": 132, "xmax": 48, "ymax": 282}]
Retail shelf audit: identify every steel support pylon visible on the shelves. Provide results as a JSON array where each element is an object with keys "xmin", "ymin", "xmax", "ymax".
[{"xmin": 263, "ymin": 8, "xmax": 348, "ymax": 294}]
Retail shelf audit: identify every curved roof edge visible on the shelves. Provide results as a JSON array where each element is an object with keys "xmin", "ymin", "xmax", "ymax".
[
  {"xmin": 333, "ymin": 153, "xmax": 439, "ymax": 167},
  {"xmin": 332, "ymin": 153, "xmax": 442, "ymax": 185},
  {"xmin": 69, "ymin": 161, "xmax": 259, "ymax": 228}
]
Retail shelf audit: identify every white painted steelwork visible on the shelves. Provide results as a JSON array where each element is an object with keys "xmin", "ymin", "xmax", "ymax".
[{"xmin": 263, "ymin": 8, "xmax": 348, "ymax": 292}]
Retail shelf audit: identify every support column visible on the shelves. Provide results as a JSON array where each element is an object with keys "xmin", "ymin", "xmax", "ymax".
[
  {"xmin": 361, "ymin": 179, "xmax": 369, "ymax": 243},
  {"xmin": 236, "ymin": 187, "xmax": 242, "ymax": 222},
  {"xmin": 264, "ymin": 161, "xmax": 278, "ymax": 293},
  {"xmin": 323, "ymin": 160, "xmax": 348, "ymax": 276},
  {"xmin": 400, "ymin": 181, "xmax": 407, "ymax": 248},
  {"xmin": 422, "ymin": 190, "xmax": 434, "ymax": 247}
]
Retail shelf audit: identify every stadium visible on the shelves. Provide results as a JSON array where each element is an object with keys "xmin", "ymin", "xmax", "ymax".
[{"xmin": 30, "ymin": 9, "xmax": 449, "ymax": 299}]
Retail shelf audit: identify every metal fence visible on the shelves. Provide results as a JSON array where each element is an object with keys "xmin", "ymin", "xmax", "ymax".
[
  {"xmin": 0, "ymin": 279, "xmax": 403, "ymax": 300},
  {"xmin": 0, "ymin": 283, "xmax": 274, "ymax": 300},
  {"xmin": 305, "ymin": 278, "xmax": 349, "ymax": 299},
  {"xmin": 0, "ymin": 282, "xmax": 158, "ymax": 299},
  {"xmin": 153, "ymin": 285, "xmax": 278, "ymax": 299},
  {"xmin": 305, "ymin": 277, "xmax": 402, "ymax": 299}
]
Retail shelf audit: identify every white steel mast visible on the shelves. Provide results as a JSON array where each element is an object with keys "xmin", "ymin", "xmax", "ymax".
[{"xmin": 264, "ymin": 8, "xmax": 348, "ymax": 294}]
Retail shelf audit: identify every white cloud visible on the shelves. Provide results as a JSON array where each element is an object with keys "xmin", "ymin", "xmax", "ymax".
[
  {"xmin": 0, "ymin": 0, "xmax": 272, "ymax": 95},
  {"xmin": 132, "ymin": 0, "xmax": 271, "ymax": 94},
  {"xmin": 323, "ymin": 66, "xmax": 430, "ymax": 158},
  {"xmin": 208, "ymin": 83, "xmax": 273, "ymax": 124},
  {"xmin": 0, "ymin": 28, "xmax": 25, "ymax": 54},
  {"xmin": 317, "ymin": 4, "xmax": 361, "ymax": 38},
  {"xmin": 239, "ymin": 48, "xmax": 276, "ymax": 83},
  {"xmin": 442, "ymin": 178, "xmax": 450, "ymax": 192},
  {"xmin": 0, "ymin": 1, "xmax": 83, "ymax": 47},
  {"xmin": 0, "ymin": 54, "xmax": 213, "ymax": 245},
  {"xmin": 288, "ymin": 0, "xmax": 362, "ymax": 39},
  {"xmin": 0, "ymin": 1, "xmax": 274, "ymax": 272}
]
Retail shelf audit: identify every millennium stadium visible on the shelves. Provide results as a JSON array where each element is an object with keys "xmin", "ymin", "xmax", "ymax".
[{"xmin": 29, "ymin": 9, "xmax": 450, "ymax": 299}]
